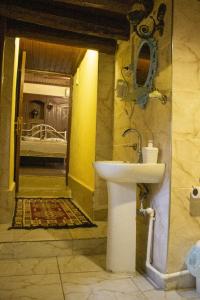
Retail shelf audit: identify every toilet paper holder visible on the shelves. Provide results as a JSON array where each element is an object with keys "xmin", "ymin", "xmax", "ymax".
[
  {"xmin": 191, "ymin": 186, "xmax": 200, "ymax": 198},
  {"xmin": 190, "ymin": 186, "xmax": 200, "ymax": 216}
]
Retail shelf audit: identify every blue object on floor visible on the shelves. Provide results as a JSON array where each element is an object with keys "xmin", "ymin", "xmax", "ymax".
[{"xmin": 185, "ymin": 242, "xmax": 200, "ymax": 278}]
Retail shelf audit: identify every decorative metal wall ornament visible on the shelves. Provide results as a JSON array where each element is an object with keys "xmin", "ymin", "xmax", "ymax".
[{"xmin": 127, "ymin": 1, "xmax": 167, "ymax": 39}]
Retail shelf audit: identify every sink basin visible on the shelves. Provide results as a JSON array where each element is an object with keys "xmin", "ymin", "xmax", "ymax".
[
  {"xmin": 93, "ymin": 160, "xmax": 165, "ymax": 273},
  {"xmin": 94, "ymin": 161, "xmax": 165, "ymax": 183}
]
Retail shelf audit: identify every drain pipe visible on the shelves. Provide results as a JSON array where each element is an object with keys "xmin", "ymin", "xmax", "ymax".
[{"xmin": 144, "ymin": 208, "xmax": 189, "ymax": 282}]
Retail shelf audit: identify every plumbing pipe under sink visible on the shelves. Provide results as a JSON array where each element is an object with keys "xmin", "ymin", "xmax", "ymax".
[{"xmin": 145, "ymin": 208, "xmax": 189, "ymax": 282}]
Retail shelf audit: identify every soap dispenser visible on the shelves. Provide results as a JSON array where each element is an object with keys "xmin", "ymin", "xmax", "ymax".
[{"xmin": 142, "ymin": 140, "xmax": 158, "ymax": 163}]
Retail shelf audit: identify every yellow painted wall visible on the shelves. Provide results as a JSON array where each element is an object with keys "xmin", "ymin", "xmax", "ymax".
[
  {"xmin": 69, "ymin": 50, "xmax": 98, "ymax": 190},
  {"xmin": 9, "ymin": 38, "xmax": 19, "ymax": 187}
]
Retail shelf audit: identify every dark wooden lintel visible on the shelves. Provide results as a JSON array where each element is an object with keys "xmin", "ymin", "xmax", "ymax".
[
  {"xmin": 52, "ymin": 0, "xmax": 133, "ymax": 14},
  {"xmin": 0, "ymin": 1, "xmax": 129, "ymax": 40},
  {"xmin": 6, "ymin": 20, "xmax": 117, "ymax": 54}
]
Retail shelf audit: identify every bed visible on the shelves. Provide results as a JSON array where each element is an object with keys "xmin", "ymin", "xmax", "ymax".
[{"xmin": 20, "ymin": 124, "xmax": 67, "ymax": 158}]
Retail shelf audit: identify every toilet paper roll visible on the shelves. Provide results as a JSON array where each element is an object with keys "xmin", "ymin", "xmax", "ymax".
[{"xmin": 191, "ymin": 187, "xmax": 200, "ymax": 199}]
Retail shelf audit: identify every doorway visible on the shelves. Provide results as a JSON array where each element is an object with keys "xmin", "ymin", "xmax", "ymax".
[
  {"xmin": 14, "ymin": 38, "xmax": 86, "ymax": 198},
  {"xmin": 11, "ymin": 35, "xmax": 104, "ymax": 228},
  {"xmin": 0, "ymin": 34, "xmax": 114, "ymax": 226}
]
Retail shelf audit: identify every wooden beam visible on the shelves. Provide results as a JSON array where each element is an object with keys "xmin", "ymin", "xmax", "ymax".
[
  {"xmin": 6, "ymin": 20, "xmax": 117, "ymax": 54},
  {"xmin": 25, "ymin": 70, "xmax": 71, "ymax": 87},
  {"xmin": 0, "ymin": 1, "xmax": 129, "ymax": 40},
  {"xmin": 47, "ymin": 0, "xmax": 133, "ymax": 14}
]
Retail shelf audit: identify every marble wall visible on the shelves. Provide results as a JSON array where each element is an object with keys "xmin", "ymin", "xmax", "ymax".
[
  {"xmin": 94, "ymin": 53, "xmax": 114, "ymax": 220},
  {"xmin": 113, "ymin": 0, "xmax": 172, "ymax": 273},
  {"xmin": 167, "ymin": 0, "xmax": 200, "ymax": 273}
]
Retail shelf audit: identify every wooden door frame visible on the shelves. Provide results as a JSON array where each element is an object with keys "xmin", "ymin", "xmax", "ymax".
[
  {"xmin": 0, "ymin": 18, "xmax": 6, "ymax": 97},
  {"xmin": 14, "ymin": 50, "xmax": 26, "ymax": 192},
  {"xmin": 0, "ymin": 18, "xmax": 7, "ymax": 185},
  {"xmin": 65, "ymin": 76, "xmax": 73, "ymax": 185}
]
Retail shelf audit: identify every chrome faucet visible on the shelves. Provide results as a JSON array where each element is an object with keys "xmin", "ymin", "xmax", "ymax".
[{"xmin": 122, "ymin": 128, "xmax": 142, "ymax": 163}]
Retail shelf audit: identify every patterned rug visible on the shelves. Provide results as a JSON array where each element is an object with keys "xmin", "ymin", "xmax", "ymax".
[{"xmin": 11, "ymin": 198, "xmax": 96, "ymax": 229}]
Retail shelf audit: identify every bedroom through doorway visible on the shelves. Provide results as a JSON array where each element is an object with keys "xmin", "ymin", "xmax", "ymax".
[{"xmin": 15, "ymin": 38, "xmax": 86, "ymax": 199}]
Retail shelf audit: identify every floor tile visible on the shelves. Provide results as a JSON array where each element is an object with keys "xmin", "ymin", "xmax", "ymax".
[
  {"xmin": 131, "ymin": 274, "xmax": 155, "ymax": 292},
  {"xmin": 64, "ymin": 291, "xmax": 147, "ymax": 300},
  {"xmin": 0, "ymin": 224, "xmax": 72, "ymax": 242},
  {"xmin": 57, "ymin": 255, "xmax": 106, "ymax": 273},
  {"xmin": 69, "ymin": 221, "xmax": 107, "ymax": 239},
  {"xmin": 61, "ymin": 271, "xmax": 140, "ymax": 300},
  {"xmin": 0, "ymin": 257, "xmax": 58, "ymax": 276},
  {"xmin": 0, "ymin": 222, "xmax": 106, "ymax": 243},
  {"xmin": 0, "ymin": 274, "xmax": 64, "ymax": 300},
  {"xmin": 177, "ymin": 288, "xmax": 200, "ymax": 299},
  {"xmin": 72, "ymin": 238, "xmax": 106, "ymax": 255},
  {"xmin": 12, "ymin": 228, "xmax": 72, "ymax": 242},
  {"xmin": 0, "ymin": 240, "xmax": 73, "ymax": 259},
  {"xmin": 143, "ymin": 289, "xmax": 183, "ymax": 300}
]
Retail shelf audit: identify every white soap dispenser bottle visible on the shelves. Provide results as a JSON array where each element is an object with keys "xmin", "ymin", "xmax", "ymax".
[{"xmin": 142, "ymin": 140, "xmax": 159, "ymax": 163}]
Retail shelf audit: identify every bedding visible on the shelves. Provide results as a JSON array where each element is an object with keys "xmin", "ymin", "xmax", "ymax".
[
  {"xmin": 20, "ymin": 139, "xmax": 67, "ymax": 158},
  {"xmin": 43, "ymin": 137, "xmax": 66, "ymax": 143},
  {"xmin": 22, "ymin": 136, "xmax": 40, "ymax": 141}
]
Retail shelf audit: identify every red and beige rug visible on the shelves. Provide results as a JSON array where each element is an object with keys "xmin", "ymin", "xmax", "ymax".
[{"xmin": 11, "ymin": 198, "xmax": 96, "ymax": 229}]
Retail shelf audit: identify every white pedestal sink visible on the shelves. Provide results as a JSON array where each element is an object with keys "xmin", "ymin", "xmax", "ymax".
[{"xmin": 94, "ymin": 161, "xmax": 165, "ymax": 273}]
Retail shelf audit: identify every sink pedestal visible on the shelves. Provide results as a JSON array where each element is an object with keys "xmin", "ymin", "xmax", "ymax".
[
  {"xmin": 106, "ymin": 182, "xmax": 136, "ymax": 273},
  {"xmin": 94, "ymin": 161, "xmax": 165, "ymax": 274}
]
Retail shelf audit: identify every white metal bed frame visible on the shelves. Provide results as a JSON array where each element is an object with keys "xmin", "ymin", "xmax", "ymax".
[{"xmin": 22, "ymin": 124, "xmax": 67, "ymax": 141}]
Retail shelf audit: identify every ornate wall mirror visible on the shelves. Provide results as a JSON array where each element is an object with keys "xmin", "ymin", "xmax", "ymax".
[{"xmin": 133, "ymin": 38, "xmax": 157, "ymax": 108}]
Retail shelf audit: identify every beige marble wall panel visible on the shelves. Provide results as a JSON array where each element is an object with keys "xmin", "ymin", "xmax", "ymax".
[
  {"xmin": 168, "ymin": 187, "xmax": 200, "ymax": 273},
  {"xmin": 94, "ymin": 53, "xmax": 114, "ymax": 219},
  {"xmin": 168, "ymin": 0, "xmax": 200, "ymax": 273},
  {"xmin": 132, "ymin": 1, "xmax": 172, "ymax": 272},
  {"xmin": 0, "ymin": 183, "xmax": 15, "ymax": 223},
  {"xmin": 172, "ymin": 90, "xmax": 200, "ymax": 137},
  {"xmin": 113, "ymin": 40, "xmax": 132, "ymax": 148},
  {"xmin": 172, "ymin": 0, "xmax": 200, "ymax": 92},
  {"xmin": 172, "ymin": 137, "xmax": 200, "ymax": 188},
  {"xmin": 113, "ymin": 0, "xmax": 172, "ymax": 273},
  {"xmin": 113, "ymin": 144, "xmax": 137, "ymax": 162},
  {"xmin": 96, "ymin": 53, "xmax": 114, "ymax": 154}
]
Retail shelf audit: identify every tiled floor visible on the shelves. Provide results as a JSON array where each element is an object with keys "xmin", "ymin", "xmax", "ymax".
[
  {"xmin": 0, "ymin": 222, "xmax": 107, "ymax": 260},
  {"xmin": 0, "ymin": 254, "xmax": 199, "ymax": 300},
  {"xmin": 18, "ymin": 174, "xmax": 71, "ymax": 197},
  {"xmin": 0, "ymin": 215, "xmax": 199, "ymax": 299},
  {"xmin": 20, "ymin": 165, "xmax": 66, "ymax": 176},
  {"xmin": 0, "ymin": 221, "xmax": 107, "ymax": 242}
]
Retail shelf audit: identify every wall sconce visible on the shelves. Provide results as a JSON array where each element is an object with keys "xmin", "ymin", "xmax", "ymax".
[
  {"xmin": 127, "ymin": 1, "xmax": 167, "ymax": 39},
  {"xmin": 47, "ymin": 102, "xmax": 53, "ymax": 110}
]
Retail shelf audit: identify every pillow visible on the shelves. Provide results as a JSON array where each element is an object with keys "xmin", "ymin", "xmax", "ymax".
[
  {"xmin": 44, "ymin": 137, "xmax": 66, "ymax": 143},
  {"xmin": 22, "ymin": 136, "xmax": 40, "ymax": 141}
]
